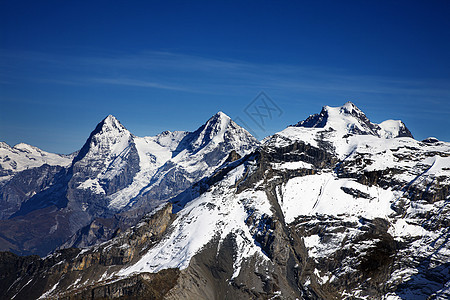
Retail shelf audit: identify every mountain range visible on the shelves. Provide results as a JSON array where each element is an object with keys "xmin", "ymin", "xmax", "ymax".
[{"xmin": 0, "ymin": 102, "xmax": 449, "ymax": 299}]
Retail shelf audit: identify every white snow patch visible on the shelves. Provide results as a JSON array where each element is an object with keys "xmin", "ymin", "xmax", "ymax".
[
  {"xmin": 280, "ymin": 173, "xmax": 397, "ymax": 223},
  {"xmin": 272, "ymin": 161, "xmax": 313, "ymax": 170},
  {"xmin": 37, "ymin": 282, "xmax": 59, "ymax": 299},
  {"xmin": 78, "ymin": 178, "xmax": 106, "ymax": 195},
  {"xmin": 388, "ymin": 219, "xmax": 428, "ymax": 239},
  {"xmin": 118, "ymin": 164, "xmax": 271, "ymax": 279}
]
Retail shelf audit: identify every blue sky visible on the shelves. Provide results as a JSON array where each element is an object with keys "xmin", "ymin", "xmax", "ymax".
[{"xmin": 1, "ymin": 1, "xmax": 449, "ymax": 154}]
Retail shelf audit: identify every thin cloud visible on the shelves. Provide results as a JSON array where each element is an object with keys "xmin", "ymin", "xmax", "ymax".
[
  {"xmin": 1, "ymin": 49, "xmax": 450, "ymax": 99},
  {"xmin": 91, "ymin": 78, "xmax": 196, "ymax": 92}
]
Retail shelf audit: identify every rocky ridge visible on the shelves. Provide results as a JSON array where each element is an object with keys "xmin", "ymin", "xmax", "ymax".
[
  {"xmin": 0, "ymin": 112, "xmax": 259, "ymax": 256},
  {"xmin": 0, "ymin": 102, "xmax": 449, "ymax": 299}
]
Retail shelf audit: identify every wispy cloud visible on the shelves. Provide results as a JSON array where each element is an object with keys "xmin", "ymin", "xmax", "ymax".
[
  {"xmin": 90, "ymin": 78, "xmax": 195, "ymax": 92},
  {"xmin": 1, "ymin": 49, "xmax": 450, "ymax": 101}
]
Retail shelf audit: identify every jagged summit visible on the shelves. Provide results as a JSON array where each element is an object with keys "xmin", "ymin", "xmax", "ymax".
[
  {"xmin": 294, "ymin": 102, "xmax": 413, "ymax": 139},
  {"xmin": 205, "ymin": 111, "xmax": 233, "ymax": 131},
  {"xmin": 295, "ymin": 102, "xmax": 378, "ymax": 135},
  {"xmin": 176, "ymin": 111, "xmax": 258, "ymax": 155},
  {"xmin": 339, "ymin": 101, "xmax": 363, "ymax": 115},
  {"xmin": 205, "ymin": 111, "xmax": 232, "ymax": 131},
  {"xmin": 213, "ymin": 110, "xmax": 230, "ymax": 119},
  {"xmin": 72, "ymin": 114, "xmax": 133, "ymax": 167},
  {"xmin": 189, "ymin": 111, "xmax": 232, "ymax": 149},
  {"xmin": 96, "ymin": 114, "xmax": 128, "ymax": 134}
]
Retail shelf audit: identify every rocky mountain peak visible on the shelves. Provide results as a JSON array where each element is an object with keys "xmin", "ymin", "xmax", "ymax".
[
  {"xmin": 203, "ymin": 111, "xmax": 232, "ymax": 133},
  {"xmin": 294, "ymin": 102, "xmax": 378, "ymax": 136},
  {"xmin": 422, "ymin": 137, "xmax": 440, "ymax": 144},
  {"xmin": 0, "ymin": 141, "xmax": 10, "ymax": 149},
  {"xmin": 97, "ymin": 114, "xmax": 128, "ymax": 135},
  {"xmin": 295, "ymin": 102, "xmax": 413, "ymax": 139},
  {"xmin": 12, "ymin": 143, "xmax": 38, "ymax": 152},
  {"xmin": 212, "ymin": 110, "xmax": 229, "ymax": 119},
  {"xmin": 185, "ymin": 111, "xmax": 258, "ymax": 154},
  {"xmin": 72, "ymin": 115, "xmax": 133, "ymax": 167},
  {"xmin": 339, "ymin": 101, "xmax": 363, "ymax": 115}
]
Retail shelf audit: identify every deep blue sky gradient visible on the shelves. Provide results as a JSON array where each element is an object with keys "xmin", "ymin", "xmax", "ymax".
[{"xmin": 1, "ymin": 1, "xmax": 449, "ymax": 153}]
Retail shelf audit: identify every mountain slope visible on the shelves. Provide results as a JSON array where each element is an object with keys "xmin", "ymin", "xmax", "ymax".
[
  {"xmin": 0, "ymin": 142, "xmax": 74, "ymax": 220},
  {"xmin": 0, "ymin": 142, "xmax": 73, "ymax": 179},
  {"xmin": 123, "ymin": 111, "xmax": 259, "ymax": 211},
  {"xmin": 0, "ymin": 112, "xmax": 259, "ymax": 256},
  {"xmin": 1, "ymin": 103, "xmax": 449, "ymax": 299}
]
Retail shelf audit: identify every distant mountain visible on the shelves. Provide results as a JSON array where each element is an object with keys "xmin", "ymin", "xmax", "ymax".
[
  {"xmin": 295, "ymin": 101, "xmax": 413, "ymax": 139},
  {"xmin": 0, "ymin": 142, "xmax": 73, "ymax": 181},
  {"xmin": 1, "ymin": 103, "xmax": 449, "ymax": 299},
  {"xmin": 0, "ymin": 112, "xmax": 259, "ymax": 256},
  {"xmin": 0, "ymin": 142, "xmax": 74, "ymax": 220}
]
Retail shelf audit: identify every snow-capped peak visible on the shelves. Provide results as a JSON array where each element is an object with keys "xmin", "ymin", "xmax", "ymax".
[
  {"xmin": 339, "ymin": 101, "xmax": 363, "ymax": 115},
  {"xmin": 213, "ymin": 111, "xmax": 230, "ymax": 120},
  {"xmin": 206, "ymin": 111, "xmax": 232, "ymax": 130},
  {"xmin": 82, "ymin": 115, "xmax": 130, "ymax": 148},
  {"xmin": 184, "ymin": 111, "xmax": 254, "ymax": 153},
  {"xmin": 13, "ymin": 143, "xmax": 40, "ymax": 152},
  {"xmin": 106, "ymin": 111, "xmax": 259, "ymax": 211},
  {"xmin": 197, "ymin": 111, "xmax": 231, "ymax": 140},
  {"xmin": 72, "ymin": 115, "xmax": 133, "ymax": 168},
  {"xmin": 294, "ymin": 102, "xmax": 412, "ymax": 139},
  {"xmin": 295, "ymin": 102, "xmax": 379, "ymax": 136},
  {"xmin": 97, "ymin": 115, "xmax": 127, "ymax": 134}
]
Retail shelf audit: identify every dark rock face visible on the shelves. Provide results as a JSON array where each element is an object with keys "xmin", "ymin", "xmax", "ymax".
[
  {"xmin": 0, "ymin": 138, "xmax": 142, "ymax": 256},
  {"xmin": 59, "ymin": 216, "xmax": 125, "ymax": 250},
  {"xmin": 396, "ymin": 121, "xmax": 414, "ymax": 138},
  {"xmin": 61, "ymin": 270, "xmax": 180, "ymax": 300},
  {"xmin": 295, "ymin": 106, "xmax": 329, "ymax": 128},
  {"xmin": 0, "ymin": 164, "xmax": 64, "ymax": 220},
  {"xmin": 0, "ymin": 204, "xmax": 174, "ymax": 300}
]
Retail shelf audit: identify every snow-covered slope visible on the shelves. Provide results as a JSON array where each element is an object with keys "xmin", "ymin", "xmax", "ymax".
[
  {"xmin": 106, "ymin": 111, "xmax": 259, "ymax": 211},
  {"xmin": 0, "ymin": 142, "xmax": 74, "ymax": 220},
  {"xmin": 0, "ymin": 142, "xmax": 72, "ymax": 182},
  {"xmin": 119, "ymin": 161, "xmax": 271, "ymax": 279},
  {"xmin": 378, "ymin": 119, "xmax": 411, "ymax": 139},
  {"xmin": 118, "ymin": 103, "xmax": 449, "ymax": 298},
  {"xmin": 270, "ymin": 101, "xmax": 414, "ymax": 159},
  {"xmin": 0, "ymin": 112, "xmax": 260, "ymax": 256},
  {"xmin": 1, "ymin": 103, "xmax": 449, "ymax": 299},
  {"xmin": 265, "ymin": 103, "xmax": 450, "ymax": 298},
  {"xmin": 70, "ymin": 112, "xmax": 259, "ymax": 212}
]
